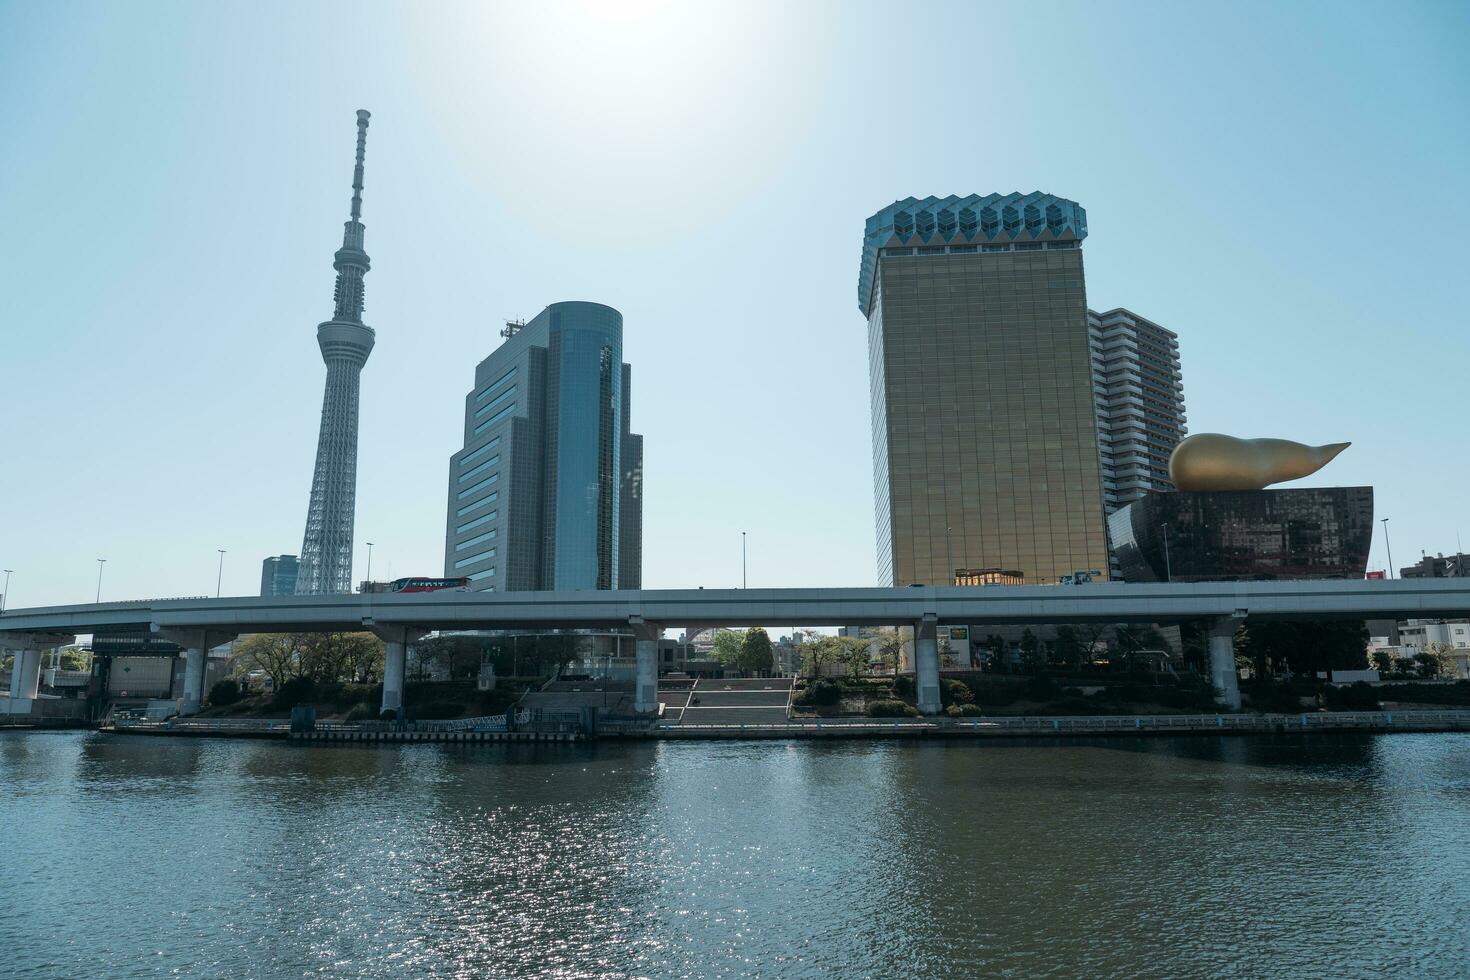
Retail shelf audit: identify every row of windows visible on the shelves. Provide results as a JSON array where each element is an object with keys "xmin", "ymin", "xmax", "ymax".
[
  {"xmin": 457, "ymin": 454, "xmax": 501, "ymax": 484},
  {"xmin": 884, "ymin": 241, "xmax": 1079, "ymax": 258},
  {"xmin": 473, "ymin": 402, "xmax": 516, "ymax": 436},
  {"xmin": 455, "ymin": 472, "xmax": 499, "ymax": 501},
  {"xmin": 467, "ymin": 569, "xmax": 497, "ymax": 582},
  {"xmin": 474, "ymin": 366, "xmax": 516, "ymax": 403},
  {"xmin": 460, "ymin": 436, "xmax": 501, "ymax": 469},
  {"xmin": 455, "ymin": 510, "xmax": 498, "ymax": 534},
  {"xmin": 455, "ymin": 490, "xmax": 498, "ymax": 518},
  {"xmin": 454, "ymin": 529, "xmax": 498, "ymax": 552},
  {"xmin": 472, "ymin": 385, "xmax": 516, "ymax": 419},
  {"xmin": 452, "ymin": 549, "xmax": 497, "ymax": 569}
]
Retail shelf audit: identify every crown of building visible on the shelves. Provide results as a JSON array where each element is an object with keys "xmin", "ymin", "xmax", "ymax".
[{"xmin": 858, "ymin": 192, "xmax": 1087, "ymax": 313}]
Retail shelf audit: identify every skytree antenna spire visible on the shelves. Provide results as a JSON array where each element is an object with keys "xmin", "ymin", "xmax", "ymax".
[{"xmin": 295, "ymin": 110, "xmax": 377, "ymax": 595}]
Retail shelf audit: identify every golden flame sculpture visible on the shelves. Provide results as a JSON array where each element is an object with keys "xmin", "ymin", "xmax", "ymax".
[{"xmin": 1168, "ymin": 434, "xmax": 1351, "ymax": 492}]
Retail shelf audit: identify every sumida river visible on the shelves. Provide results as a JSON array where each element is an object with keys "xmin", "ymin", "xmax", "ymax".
[{"xmin": 3, "ymin": 731, "xmax": 1468, "ymax": 978}]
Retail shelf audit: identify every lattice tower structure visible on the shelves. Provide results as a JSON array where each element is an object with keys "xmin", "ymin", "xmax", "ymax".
[{"xmin": 296, "ymin": 110, "xmax": 376, "ymax": 595}]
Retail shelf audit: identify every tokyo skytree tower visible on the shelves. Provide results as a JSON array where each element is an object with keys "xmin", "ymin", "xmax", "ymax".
[{"xmin": 295, "ymin": 110, "xmax": 376, "ymax": 595}]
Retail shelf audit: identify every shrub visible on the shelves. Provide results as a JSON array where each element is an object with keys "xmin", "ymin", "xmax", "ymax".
[
  {"xmin": 807, "ymin": 679, "xmax": 843, "ymax": 706},
  {"xmin": 867, "ymin": 698, "xmax": 919, "ymax": 718},
  {"xmin": 379, "ymin": 708, "xmax": 398, "ymax": 721},
  {"xmin": 1323, "ymin": 682, "xmax": 1382, "ymax": 711},
  {"xmin": 1022, "ymin": 674, "xmax": 1060, "ymax": 701},
  {"xmin": 207, "ymin": 679, "xmax": 242, "ymax": 707},
  {"xmin": 343, "ymin": 702, "xmax": 377, "ymax": 722},
  {"xmin": 945, "ymin": 704, "xmax": 963, "ymax": 718},
  {"xmin": 940, "ymin": 678, "xmax": 974, "ymax": 706},
  {"xmin": 271, "ymin": 676, "xmax": 317, "ymax": 708},
  {"xmin": 958, "ymin": 703, "xmax": 982, "ymax": 717},
  {"xmin": 973, "ymin": 683, "xmax": 1022, "ymax": 707},
  {"xmin": 893, "ymin": 674, "xmax": 915, "ymax": 697}
]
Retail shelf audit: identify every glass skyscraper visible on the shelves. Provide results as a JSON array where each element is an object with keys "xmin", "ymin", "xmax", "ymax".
[
  {"xmin": 444, "ymin": 301, "xmax": 642, "ymax": 591},
  {"xmin": 859, "ymin": 193, "xmax": 1110, "ymax": 586}
]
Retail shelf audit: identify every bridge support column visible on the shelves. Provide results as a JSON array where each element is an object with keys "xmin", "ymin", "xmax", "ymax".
[
  {"xmin": 1209, "ymin": 617, "xmax": 1243, "ymax": 711},
  {"xmin": 154, "ymin": 628, "xmax": 233, "ymax": 717},
  {"xmin": 630, "ymin": 618, "xmax": 661, "ymax": 715},
  {"xmin": 2, "ymin": 632, "xmax": 74, "ymax": 714},
  {"xmin": 915, "ymin": 617, "xmax": 941, "ymax": 715},
  {"xmin": 370, "ymin": 625, "xmax": 427, "ymax": 719},
  {"xmin": 180, "ymin": 647, "xmax": 206, "ymax": 716}
]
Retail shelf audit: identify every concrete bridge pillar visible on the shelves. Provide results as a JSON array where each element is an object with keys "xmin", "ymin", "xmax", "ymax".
[
  {"xmin": 181, "ymin": 647, "xmax": 206, "ymax": 715},
  {"xmin": 2, "ymin": 632, "xmax": 74, "ymax": 714},
  {"xmin": 1209, "ymin": 617, "xmax": 1244, "ymax": 711},
  {"xmin": 630, "ymin": 618, "xmax": 661, "ymax": 715},
  {"xmin": 915, "ymin": 617, "xmax": 941, "ymax": 715},
  {"xmin": 154, "ymin": 628, "xmax": 233, "ymax": 717},
  {"xmin": 371, "ymin": 625, "xmax": 427, "ymax": 719}
]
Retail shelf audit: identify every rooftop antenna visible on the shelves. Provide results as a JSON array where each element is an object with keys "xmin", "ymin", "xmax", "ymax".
[{"xmin": 500, "ymin": 317, "xmax": 525, "ymax": 340}]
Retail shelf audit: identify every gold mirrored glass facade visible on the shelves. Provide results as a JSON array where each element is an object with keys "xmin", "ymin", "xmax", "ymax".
[{"xmin": 863, "ymin": 196, "xmax": 1110, "ymax": 586}]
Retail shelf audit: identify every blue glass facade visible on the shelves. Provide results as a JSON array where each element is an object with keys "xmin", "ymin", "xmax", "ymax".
[{"xmin": 445, "ymin": 302, "xmax": 641, "ymax": 592}]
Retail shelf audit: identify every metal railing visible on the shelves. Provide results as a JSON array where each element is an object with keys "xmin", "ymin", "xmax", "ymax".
[{"xmin": 661, "ymin": 710, "xmax": 1470, "ymax": 733}]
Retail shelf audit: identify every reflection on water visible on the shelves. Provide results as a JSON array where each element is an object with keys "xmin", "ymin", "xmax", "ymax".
[{"xmin": 2, "ymin": 732, "xmax": 1468, "ymax": 977}]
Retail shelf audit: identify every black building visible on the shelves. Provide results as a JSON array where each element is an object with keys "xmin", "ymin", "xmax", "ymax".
[{"xmin": 1108, "ymin": 487, "xmax": 1374, "ymax": 583}]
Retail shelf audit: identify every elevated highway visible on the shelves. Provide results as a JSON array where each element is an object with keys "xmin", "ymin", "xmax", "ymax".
[{"xmin": 4, "ymin": 580, "xmax": 1467, "ymax": 719}]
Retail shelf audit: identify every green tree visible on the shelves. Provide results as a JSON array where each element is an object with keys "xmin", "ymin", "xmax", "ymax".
[
  {"xmin": 838, "ymin": 636, "xmax": 874, "ymax": 681},
  {"xmin": 710, "ymin": 629, "xmax": 748, "ymax": 666},
  {"xmin": 799, "ymin": 631, "xmax": 840, "ymax": 679},
  {"xmin": 1053, "ymin": 626, "xmax": 1085, "ymax": 669},
  {"xmin": 1237, "ymin": 621, "xmax": 1369, "ymax": 677},
  {"xmin": 230, "ymin": 634, "xmax": 304, "ymax": 689},
  {"xmin": 1370, "ymin": 650, "xmax": 1395, "ymax": 676},
  {"xmin": 737, "ymin": 627, "xmax": 775, "ymax": 675},
  {"xmin": 873, "ymin": 628, "xmax": 904, "ymax": 676},
  {"xmin": 1413, "ymin": 651, "xmax": 1442, "ymax": 679},
  {"xmin": 983, "ymin": 634, "xmax": 1007, "ymax": 673},
  {"xmin": 1019, "ymin": 629, "xmax": 1043, "ymax": 673}
]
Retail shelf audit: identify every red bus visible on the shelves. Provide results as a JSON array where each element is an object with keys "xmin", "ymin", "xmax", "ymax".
[{"xmin": 389, "ymin": 577, "xmax": 470, "ymax": 594}]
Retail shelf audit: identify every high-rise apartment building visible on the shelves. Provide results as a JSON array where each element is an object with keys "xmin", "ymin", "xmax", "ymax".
[
  {"xmin": 259, "ymin": 555, "xmax": 300, "ymax": 597},
  {"xmin": 860, "ymin": 193, "xmax": 1109, "ymax": 586},
  {"xmin": 1088, "ymin": 308, "xmax": 1187, "ymax": 514},
  {"xmin": 444, "ymin": 302, "xmax": 642, "ymax": 591}
]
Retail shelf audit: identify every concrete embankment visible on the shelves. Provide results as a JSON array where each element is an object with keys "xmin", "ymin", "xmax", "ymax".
[
  {"xmin": 87, "ymin": 709, "xmax": 1470, "ymax": 744},
  {"xmin": 637, "ymin": 710, "xmax": 1470, "ymax": 740}
]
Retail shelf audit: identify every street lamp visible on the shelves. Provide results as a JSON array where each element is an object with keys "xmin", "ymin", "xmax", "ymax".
[
  {"xmin": 95, "ymin": 558, "xmax": 106, "ymax": 604},
  {"xmin": 1381, "ymin": 518, "xmax": 1394, "ymax": 579},
  {"xmin": 946, "ymin": 527, "xmax": 954, "ymax": 587},
  {"xmin": 1, "ymin": 569, "xmax": 12, "ymax": 614},
  {"xmin": 741, "ymin": 532, "xmax": 746, "ymax": 589},
  {"xmin": 1161, "ymin": 523, "xmax": 1172, "ymax": 583},
  {"xmin": 366, "ymin": 542, "xmax": 375, "ymax": 586},
  {"xmin": 216, "ymin": 549, "xmax": 227, "ymax": 598}
]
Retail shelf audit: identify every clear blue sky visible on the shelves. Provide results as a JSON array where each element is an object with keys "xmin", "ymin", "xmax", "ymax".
[{"xmin": 2, "ymin": 1, "xmax": 1467, "ymax": 608}]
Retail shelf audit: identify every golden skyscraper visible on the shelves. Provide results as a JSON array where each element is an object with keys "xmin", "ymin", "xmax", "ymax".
[{"xmin": 860, "ymin": 194, "xmax": 1110, "ymax": 586}]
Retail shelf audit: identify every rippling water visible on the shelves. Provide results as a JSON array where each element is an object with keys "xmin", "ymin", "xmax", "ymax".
[{"xmin": 2, "ymin": 732, "xmax": 1469, "ymax": 977}]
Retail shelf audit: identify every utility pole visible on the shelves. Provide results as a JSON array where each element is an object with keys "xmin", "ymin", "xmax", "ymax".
[
  {"xmin": 1, "ymin": 569, "xmax": 12, "ymax": 614},
  {"xmin": 216, "ymin": 549, "xmax": 227, "ymax": 598},
  {"xmin": 95, "ymin": 558, "xmax": 106, "ymax": 604},
  {"xmin": 366, "ymin": 542, "xmax": 375, "ymax": 587},
  {"xmin": 741, "ymin": 531, "xmax": 747, "ymax": 589}
]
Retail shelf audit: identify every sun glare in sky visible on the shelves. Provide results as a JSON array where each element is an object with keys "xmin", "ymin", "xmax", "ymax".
[{"xmin": 412, "ymin": 1, "xmax": 824, "ymax": 244}]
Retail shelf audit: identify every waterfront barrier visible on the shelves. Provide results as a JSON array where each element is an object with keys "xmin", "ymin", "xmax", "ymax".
[
  {"xmin": 651, "ymin": 710, "xmax": 1470, "ymax": 740},
  {"xmin": 95, "ymin": 709, "xmax": 1470, "ymax": 743}
]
